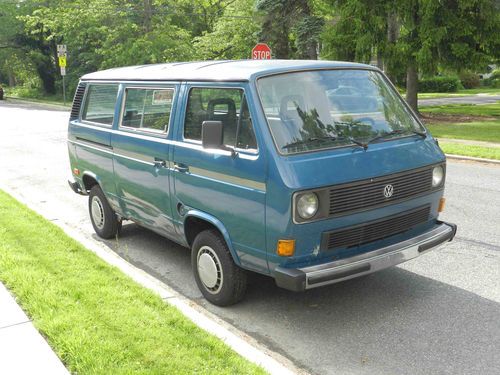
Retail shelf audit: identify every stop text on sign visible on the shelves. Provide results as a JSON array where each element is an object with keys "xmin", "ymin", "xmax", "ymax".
[{"xmin": 252, "ymin": 43, "xmax": 272, "ymax": 60}]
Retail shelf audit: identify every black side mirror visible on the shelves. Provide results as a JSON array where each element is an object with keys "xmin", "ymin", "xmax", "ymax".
[{"xmin": 201, "ymin": 121, "xmax": 236, "ymax": 157}]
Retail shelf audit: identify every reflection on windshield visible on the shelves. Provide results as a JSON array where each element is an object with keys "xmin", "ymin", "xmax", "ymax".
[{"xmin": 257, "ymin": 70, "xmax": 425, "ymax": 154}]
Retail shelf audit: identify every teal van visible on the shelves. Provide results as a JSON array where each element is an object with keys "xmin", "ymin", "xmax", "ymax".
[{"xmin": 67, "ymin": 60, "xmax": 456, "ymax": 306}]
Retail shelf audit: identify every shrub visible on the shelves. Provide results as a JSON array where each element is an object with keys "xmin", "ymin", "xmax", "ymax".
[
  {"xmin": 483, "ymin": 69, "xmax": 500, "ymax": 88},
  {"xmin": 419, "ymin": 76, "xmax": 463, "ymax": 93},
  {"xmin": 459, "ymin": 71, "xmax": 480, "ymax": 89}
]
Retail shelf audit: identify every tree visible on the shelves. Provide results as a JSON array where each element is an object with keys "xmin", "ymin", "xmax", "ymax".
[
  {"xmin": 193, "ymin": 0, "xmax": 260, "ymax": 60},
  {"xmin": 256, "ymin": 0, "xmax": 324, "ymax": 59},
  {"xmin": 323, "ymin": 0, "xmax": 500, "ymax": 112}
]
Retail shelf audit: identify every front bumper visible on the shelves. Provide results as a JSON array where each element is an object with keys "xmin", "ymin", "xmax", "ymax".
[
  {"xmin": 274, "ymin": 221, "xmax": 457, "ymax": 292},
  {"xmin": 68, "ymin": 178, "xmax": 85, "ymax": 195}
]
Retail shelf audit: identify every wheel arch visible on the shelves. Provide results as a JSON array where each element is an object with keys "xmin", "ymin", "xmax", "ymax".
[
  {"xmin": 183, "ymin": 210, "xmax": 241, "ymax": 266},
  {"xmin": 81, "ymin": 172, "xmax": 100, "ymax": 193}
]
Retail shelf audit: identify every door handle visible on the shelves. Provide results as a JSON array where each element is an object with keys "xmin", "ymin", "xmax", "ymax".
[
  {"xmin": 173, "ymin": 162, "xmax": 189, "ymax": 173},
  {"xmin": 154, "ymin": 157, "xmax": 167, "ymax": 168}
]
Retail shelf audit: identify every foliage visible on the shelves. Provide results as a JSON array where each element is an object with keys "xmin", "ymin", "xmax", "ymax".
[
  {"xmin": 459, "ymin": 71, "xmax": 481, "ymax": 89},
  {"xmin": 419, "ymin": 76, "xmax": 463, "ymax": 93},
  {"xmin": 193, "ymin": 0, "xmax": 260, "ymax": 60},
  {"xmin": 1, "ymin": 0, "xmax": 499, "ymax": 108}
]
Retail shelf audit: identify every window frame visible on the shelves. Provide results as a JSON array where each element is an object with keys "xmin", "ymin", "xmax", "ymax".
[
  {"xmin": 118, "ymin": 85, "xmax": 176, "ymax": 136},
  {"xmin": 80, "ymin": 83, "xmax": 120, "ymax": 128},
  {"xmin": 182, "ymin": 85, "xmax": 259, "ymax": 154}
]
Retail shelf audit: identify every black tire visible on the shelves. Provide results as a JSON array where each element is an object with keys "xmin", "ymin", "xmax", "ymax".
[
  {"xmin": 191, "ymin": 229, "xmax": 247, "ymax": 306},
  {"xmin": 88, "ymin": 185, "xmax": 121, "ymax": 239}
]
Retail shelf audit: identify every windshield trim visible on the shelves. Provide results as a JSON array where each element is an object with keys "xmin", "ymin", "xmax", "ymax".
[{"xmin": 255, "ymin": 67, "xmax": 427, "ymax": 156}]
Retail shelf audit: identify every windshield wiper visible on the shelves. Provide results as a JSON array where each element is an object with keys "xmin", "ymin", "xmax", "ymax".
[
  {"xmin": 282, "ymin": 136, "xmax": 336, "ymax": 150},
  {"xmin": 367, "ymin": 129, "xmax": 426, "ymax": 145},
  {"xmin": 282, "ymin": 135, "xmax": 367, "ymax": 151}
]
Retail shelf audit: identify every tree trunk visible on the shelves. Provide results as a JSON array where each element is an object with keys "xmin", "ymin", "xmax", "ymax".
[
  {"xmin": 8, "ymin": 68, "xmax": 16, "ymax": 86},
  {"xmin": 406, "ymin": 63, "xmax": 419, "ymax": 113},
  {"xmin": 144, "ymin": 0, "xmax": 152, "ymax": 33}
]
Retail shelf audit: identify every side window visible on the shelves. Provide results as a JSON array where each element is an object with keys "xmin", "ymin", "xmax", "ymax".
[
  {"xmin": 81, "ymin": 84, "xmax": 118, "ymax": 126},
  {"xmin": 184, "ymin": 87, "xmax": 257, "ymax": 150},
  {"xmin": 121, "ymin": 88, "xmax": 174, "ymax": 133}
]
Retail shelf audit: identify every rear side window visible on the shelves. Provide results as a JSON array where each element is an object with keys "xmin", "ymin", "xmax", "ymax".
[
  {"xmin": 184, "ymin": 87, "xmax": 257, "ymax": 150},
  {"xmin": 81, "ymin": 84, "xmax": 118, "ymax": 126},
  {"xmin": 121, "ymin": 87, "xmax": 174, "ymax": 133}
]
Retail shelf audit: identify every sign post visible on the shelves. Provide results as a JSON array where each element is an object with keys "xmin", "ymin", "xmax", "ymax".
[
  {"xmin": 251, "ymin": 43, "xmax": 272, "ymax": 60},
  {"xmin": 57, "ymin": 44, "xmax": 67, "ymax": 105}
]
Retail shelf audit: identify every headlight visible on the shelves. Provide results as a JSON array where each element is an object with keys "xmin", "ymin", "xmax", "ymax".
[
  {"xmin": 296, "ymin": 193, "xmax": 319, "ymax": 220},
  {"xmin": 432, "ymin": 165, "xmax": 444, "ymax": 187}
]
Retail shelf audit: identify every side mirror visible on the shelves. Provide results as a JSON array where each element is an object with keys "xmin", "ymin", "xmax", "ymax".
[{"xmin": 201, "ymin": 121, "xmax": 236, "ymax": 157}]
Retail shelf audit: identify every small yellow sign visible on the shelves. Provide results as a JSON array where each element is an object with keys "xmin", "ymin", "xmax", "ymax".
[{"xmin": 58, "ymin": 56, "xmax": 67, "ymax": 67}]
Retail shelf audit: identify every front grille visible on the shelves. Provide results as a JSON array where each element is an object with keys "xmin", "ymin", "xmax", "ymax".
[
  {"xmin": 322, "ymin": 205, "xmax": 430, "ymax": 250},
  {"xmin": 70, "ymin": 84, "xmax": 86, "ymax": 120},
  {"xmin": 328, "ymin": 167, "xmax": 433, "ymax": 217}
]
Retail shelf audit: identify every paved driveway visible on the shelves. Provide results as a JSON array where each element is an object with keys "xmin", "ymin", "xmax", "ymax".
[
  {"xmin": 419, "ymin": 94, "xmax": 500, "ymax": 106},
  {"xmin": 1, "ymin": 100, "xmax": 499, "ymax": 375}
]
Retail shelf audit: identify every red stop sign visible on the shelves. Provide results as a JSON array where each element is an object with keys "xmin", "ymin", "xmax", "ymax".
[{"xmin": 252, "ymin": 43, "xmax": 272, "ymax": 60}]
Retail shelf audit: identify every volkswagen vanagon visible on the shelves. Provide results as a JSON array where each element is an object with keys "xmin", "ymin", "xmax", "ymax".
[{"xmin": 67, "ymin": 60, "xmax": 457, "ymax": 306}]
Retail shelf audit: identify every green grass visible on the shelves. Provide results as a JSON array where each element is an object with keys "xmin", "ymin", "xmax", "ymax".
[
  {"xmin": 426, "ymin": 121, "xmax": 500, "ymax": 143},
  {"xmin": 439, "ymin": 142, "xmax": 500, "ymax": 160},
  {"xmin": 420, "ymin": 102, "xmax": 500, "ymax": 117},
  {"xmin": 0, "ymin": 190, "xmax": 264, "ymax": 375}
]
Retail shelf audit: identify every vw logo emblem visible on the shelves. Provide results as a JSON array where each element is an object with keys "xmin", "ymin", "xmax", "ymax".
[{"xmin": 383, "ymin": 184, "xmax": 394, "ymax": 198}]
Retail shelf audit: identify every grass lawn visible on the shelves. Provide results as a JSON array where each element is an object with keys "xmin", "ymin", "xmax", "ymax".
[
  {"xmin": 426, "ymin": 121, "xmax": 500, "ymax": 143},
  {"xmin": 439, "ymin": 142, "xmax": 500, "ymax": 160},
  {"xmin": 0, "ymin": 190, "xmax": 264, "ymax": 375},
  {"xmin": 420, "ymin": 101, "xmax": 500, "ymax": 117}
]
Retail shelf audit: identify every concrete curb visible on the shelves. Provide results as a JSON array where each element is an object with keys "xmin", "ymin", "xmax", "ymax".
[
  {"xmin": 1, "ymin": 186, "xmax": 305, "ymax": 375},
  {"xmin": 3, "ymin": 97, "xmax": 70, "ymax": 110},
  {"xmin": 446, "ymin": 154, "xmax": 500, "ymax": 165}
]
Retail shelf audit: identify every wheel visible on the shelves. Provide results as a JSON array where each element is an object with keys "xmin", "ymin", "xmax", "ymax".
[
  {"xmin": 88, "ymin": 185, "xmax": 121, "ymax": 239},
  {"xmin": 191, "ymin": 229, "xmax": 247, "ymax": 306}
]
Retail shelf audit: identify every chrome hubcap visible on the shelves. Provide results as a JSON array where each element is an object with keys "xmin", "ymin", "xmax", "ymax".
[
  {"xmin": 91, "ymin": 196, "xmax": 105, "ymax": 230},
  {"xmin": 197, "ymin": 246, "xmax": 223, "ymax": 294}
]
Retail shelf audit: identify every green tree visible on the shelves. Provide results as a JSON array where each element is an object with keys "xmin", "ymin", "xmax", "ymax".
[
  {"xmin": 256, "ymin": 0, "xmax": 324, "ymax": 59},
  {"xmin": 193, "ymin": 0, "xmax": 260, "ymax": 60},
  {"xmin": 323, "ymin": 0, "xmax": 500, "ymax": 111}
]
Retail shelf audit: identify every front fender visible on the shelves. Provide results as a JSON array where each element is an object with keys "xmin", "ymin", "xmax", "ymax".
[{"xmin": 183, "ymin": 209, "xmax": 241, "ymax": 266}]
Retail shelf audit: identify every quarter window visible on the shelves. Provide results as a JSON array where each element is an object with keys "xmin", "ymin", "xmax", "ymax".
[
  {"xmin": 121, "ymin": 88, "xmax": 174, "ymax": 133},
  {"xmin": 81, "ymin": 84, "xmax": 118, "ymax": 126},
  {"xmin": 184, "ymin": 87, "xmax": 257, "ymax": 150}
]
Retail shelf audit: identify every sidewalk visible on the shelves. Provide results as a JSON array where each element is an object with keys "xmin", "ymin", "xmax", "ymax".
[
  {"xmin": 437, "ymin": 137, "xmax": 500, "ymax": 148},
  {"xmin": 0, "ymin": 282, "xmax": 69, "ymax": 375}
]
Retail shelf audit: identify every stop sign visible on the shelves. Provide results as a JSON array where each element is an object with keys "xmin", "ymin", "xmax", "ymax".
[{"xmin": 252, "ymin": 43, "xmax": 272, "ymax": 60}]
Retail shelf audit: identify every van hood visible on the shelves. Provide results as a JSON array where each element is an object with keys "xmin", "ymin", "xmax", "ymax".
[{"xmin": 276, "ymin": 137, "xmax": 445, "ymax": 190}]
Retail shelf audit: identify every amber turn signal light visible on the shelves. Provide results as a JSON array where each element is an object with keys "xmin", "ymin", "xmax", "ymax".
[
  {"xmin": 277, "ymin": 239, "xmax": 295, "ymax": 257},
  {"xmin": 73, "ymin": 168, "xmax": 80, "ymax": 176},
  {"xmin": 438, "ymin": 197, "xmax": 446, "ymax": 213}
]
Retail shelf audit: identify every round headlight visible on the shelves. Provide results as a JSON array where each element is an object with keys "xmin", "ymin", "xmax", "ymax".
[
  {"xmin": 296, "ymin": 193, "xmax": 319, "ymax": 220},
  {"xmin": 432, "ymin": 165, "xmax": 444, "ymax": 187}
]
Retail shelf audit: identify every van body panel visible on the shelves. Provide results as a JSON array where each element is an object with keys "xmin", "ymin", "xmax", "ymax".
[
  {"xmin": 68, "ymin": 121, "xmax": 118, "ymax": 208},
  {"xmin": 111, "ymin": 83, "xmax": 180, "ymax": 237},
  {"xmin": 68, "ymin": 60, "xmax": 456, "ymax": 302},
  {"xmin": 171, "ymin": 82, "xmax": 268, "ymax": 273}
]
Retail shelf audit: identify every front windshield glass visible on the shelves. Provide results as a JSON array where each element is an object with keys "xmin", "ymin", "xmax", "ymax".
[{"xmin": 257, "ymin": 69, "xmax": 426, "ymax": 155}]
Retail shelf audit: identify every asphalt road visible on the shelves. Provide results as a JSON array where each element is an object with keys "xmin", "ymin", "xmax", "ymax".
[
  {"xmin": 419, "ymin": 94, "xmax": 500, "ymax": 106},
  {"xmin": 1, "ymin": 100, "xmax": 499, "ymax": 375}
]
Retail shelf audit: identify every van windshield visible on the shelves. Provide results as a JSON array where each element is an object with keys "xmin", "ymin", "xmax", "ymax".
[{"xmin": 256, "ymin": 69, "xmax": 426, "ymax": 155}]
